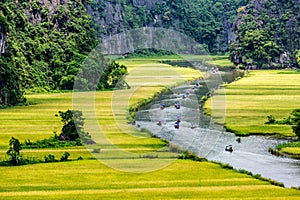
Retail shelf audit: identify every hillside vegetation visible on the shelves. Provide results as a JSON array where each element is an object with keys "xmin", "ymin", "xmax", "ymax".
[{"xmin": 230, "ymin": 0, "xmax": 300, "ymax": 69}]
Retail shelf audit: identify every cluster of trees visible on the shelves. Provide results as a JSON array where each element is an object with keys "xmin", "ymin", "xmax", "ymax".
[
  {"xmin": 0, "ymin": 0, "xmax": 128, "ymax": 106},
  {"xmin": 0, "ymin": 0, "xmax": 97, "ymax": 105},
  {"xmin": 230, "ymin": 0, "xmax": 300, "ymax": 69}
]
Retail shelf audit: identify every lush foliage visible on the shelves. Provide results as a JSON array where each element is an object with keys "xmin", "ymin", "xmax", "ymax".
[
  {"xmin": 230, "ymin": 0, "xmax": 300, "ymax": 69},
  {"xmin": 56, "ymin": 109, "xmax": 94, "ymax": 144},
  {"xmin": 6, "ymin": 137, "xmax": 22, "ymax": 165},
  {"xmin": 0, "ymin": 0, "xmax": 98, "ymax": 105},
  {"xmin": 291, "ymin": 109, "xmax": 300, "ymax": 140}
]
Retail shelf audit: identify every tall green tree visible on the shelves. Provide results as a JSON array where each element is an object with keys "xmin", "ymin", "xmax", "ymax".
[
  {"xmin": 57, "ymin": 110, "xmax": 94, "ymax": 144},
  {"xmin": 6, "ymin": 137, "xmax": 22, "ymax": 165}
]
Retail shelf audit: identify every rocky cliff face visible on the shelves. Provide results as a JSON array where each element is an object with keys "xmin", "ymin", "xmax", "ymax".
[
  {"xmin": 88, "ymin": 0, "xmax": 164, "ymax": 36},
  {"xmin": 88, "ymin": 0, "xmax": 244, "ymax": 52}
]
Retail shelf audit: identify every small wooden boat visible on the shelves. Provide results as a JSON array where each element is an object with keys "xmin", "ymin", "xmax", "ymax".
[{"xmin": 225, "ymin": 145, "xmax": 233, "ymax": 152}]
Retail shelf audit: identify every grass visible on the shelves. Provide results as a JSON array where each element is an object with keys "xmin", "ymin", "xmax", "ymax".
[
  {"xmin": 276, "ymin": 141, "xmax": 300, "ymax": 157},
  {"xmin": 1, "ymin": 56, "xmax": 300, "ymax": 198},
  {"xmin": 1, "ymin": 160, "xmax": 300, "ymax": 199},
  {"xmin": 118, "ymin": 54, "xmax": 232, "ymax": 68},
  {"xmin": 204, "ymin": 70, "xmax": 300, "ymax": 137}
]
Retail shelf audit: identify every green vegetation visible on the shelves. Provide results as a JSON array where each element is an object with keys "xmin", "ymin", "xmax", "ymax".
[
  {"xmin": 0, "ymin": 0, "xmax": 98, "ymax": 105},
  {"xmin": 291, "ymin": 109, "xmax": 300, "ymax": 140},
  {"xmin": 6, "ymin": 137, "xmax": 22, "ymax": 165},
  {"xmin": 0, "ymin": 1, "xmax": 129, "ymax": 106},
  {"xmin": 230, "ymin": 0, "xmax": 300, "ymax": 69},
  {"xmin": 56, "ymin": 110, "xmax": 94, "ymax": 144},
  {"xmin": 2, "ymin": 160, "xmax": 300, "ymax": 199},
  {"xmin": 1, "ymin": 136, "xmax": 76, "ymax": 166}
]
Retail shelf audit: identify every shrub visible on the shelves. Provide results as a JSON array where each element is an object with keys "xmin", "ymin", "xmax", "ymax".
[
  {"xmin": 265, "ymin": 115, "xmax": 276, "ymax": 124},
  {"xmin": 44, "ymin": 154, "xmax": 56, "ymax": 163},
  {"xmin": 178, "ymin": 151, "xmax": 206, "ymax": 162},
  {"xmin": 60, "ymin": 152, "xmax": 70, "ymax": 161},
  {"xmin": 200, "ymin": 96, "xmax": 208, "ymax": 103},
  {"xmin": 291, "ymin": 109, "xmax": 300, "ymax": 140}
]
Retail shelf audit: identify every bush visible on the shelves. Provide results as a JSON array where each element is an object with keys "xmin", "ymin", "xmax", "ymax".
[
  {"xmin": 178, "ymin": 151, "xmax": 207, "ymax": 162},
  {"xmin": 22, "ymin": 134, "xmax": 82, "ymax": 149},
  {"xmin": 200, "ymin": 96, "xmax": 208, "ymax": 103},
  {"xmin": 60, "ymin": 152, "xmax": 70, "ymax": 161},
  {"xmin": 265, "ymin": 115, "xmax": 276, "ymax": 124},
  {"xmin": 44, "ymin": 154, "xmax": 56, "ymax": 163},
  {"xmin": 291, "ymin": 109, "xmax": 300, "ymax": 140}
]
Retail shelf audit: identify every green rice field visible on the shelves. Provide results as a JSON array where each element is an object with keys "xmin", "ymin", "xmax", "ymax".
[
  {"xmin": 204, "ymin": 70, "xmax": 300, "ymax": 155},
  {"xmin": 1, "ymin": 57, "xmax": 300, "ymax": 199}
]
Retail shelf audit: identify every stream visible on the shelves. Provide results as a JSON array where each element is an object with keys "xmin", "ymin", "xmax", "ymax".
[{"xmin": 134, "ymin": 68, "xmax": 300, "ymax": 188}]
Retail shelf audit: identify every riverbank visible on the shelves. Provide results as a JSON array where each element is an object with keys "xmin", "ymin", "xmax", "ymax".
[
  {"xmin": 203, "ymin": 70, "xmax": 300, "ymax": 155},
  {"xmin": 135, "ymin": 77, "xmax": 300, "ymax": 188}
]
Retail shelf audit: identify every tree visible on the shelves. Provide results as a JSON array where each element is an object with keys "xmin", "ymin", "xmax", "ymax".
[
  {"xmin": 6, "ymin": 137, "xmax": 22, "ymax": 165},
  {"xmin": 56, "ymin": 110, "xmax": 94, "ymax": 144},
  {"xmin": 291, "ymin": 109, "xmax": 300, "ymax": 140}
]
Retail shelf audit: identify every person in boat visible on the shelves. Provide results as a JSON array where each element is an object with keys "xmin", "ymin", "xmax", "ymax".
[
  {"xmin": 174, "ymin": 102, "xmax": 180, "ymax": 109},
  {"xmin": 174, "ymin": 120, "xmax": 180, "ymax": 129},
  {"xmin": 174, "ymin": 116, "xmax": 181, "ymax": 129},
  {"xmin": 225, "ymin": 145, "xmax": 233, "ymax": 152},
  {"xmin": 185, "ymin": 89, "xmax": 190, "ymax": 97},
  {"xmin": 157, "ymin": 120, "xmax": 162, "ymax": 126},
  {"xmin": 195, "ymin": 80, "xmax": 200, "ymax": 87},
  {"xmin": 160, "ymin": 103, "xmax": 166, "ymax": 110}
]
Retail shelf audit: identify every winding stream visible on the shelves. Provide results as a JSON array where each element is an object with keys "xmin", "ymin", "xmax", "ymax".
[{"xmin": 135, "ymin": 69, "xmax": 300, "ymax": 188}]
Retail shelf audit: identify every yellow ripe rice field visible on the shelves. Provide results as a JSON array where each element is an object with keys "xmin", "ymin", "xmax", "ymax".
[{"xmin": 0, "ymin": 57, "xmax": 300, "ymax": 199}]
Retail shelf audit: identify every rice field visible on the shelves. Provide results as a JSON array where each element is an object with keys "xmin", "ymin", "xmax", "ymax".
[
  {"xmin": 0, "ymin": 57, "xmax": 300, "ymax": 199},
  {"xmin": 204, "ymin": 70, "xmax": 300, "ymax": 154}
]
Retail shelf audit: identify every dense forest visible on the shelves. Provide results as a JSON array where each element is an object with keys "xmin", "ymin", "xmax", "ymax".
[
  {"xmin": 0, "ymin": 0, "xmax": 98, "ymax": 105},
  {"xmin": 0, "ymin": 0, "xmax": 299, "ymax": 106}
]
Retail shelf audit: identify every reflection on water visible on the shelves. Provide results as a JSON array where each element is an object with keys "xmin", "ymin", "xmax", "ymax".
[{"xmin": 135, "ymin": 69, "xmax": 300, "ymax": 188}]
